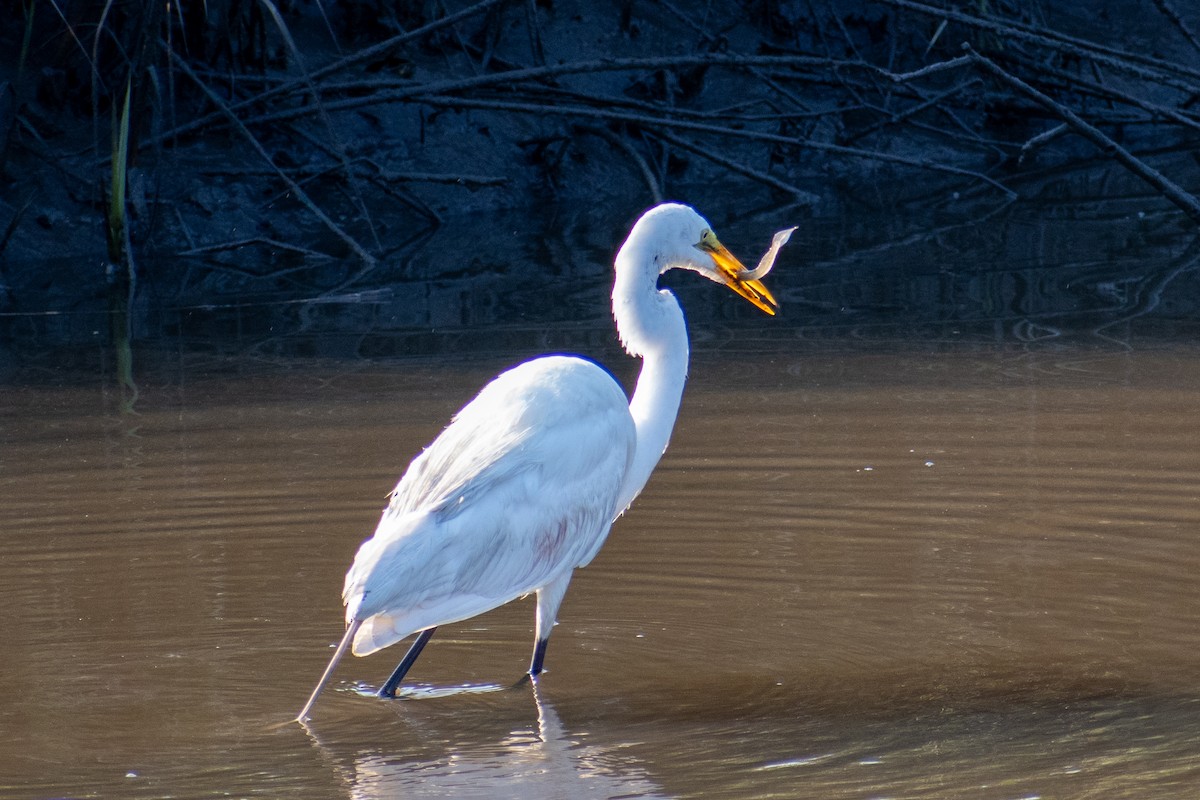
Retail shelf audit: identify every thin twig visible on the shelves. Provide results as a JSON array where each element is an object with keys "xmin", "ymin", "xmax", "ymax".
[
  {"xmin": 0, "ymin": 196, "xmax": 31, "ymax": 257},
  {"xmin": 258, "ymin": 0, "xmax": 381, "ymax": 251},
  {"xmin": 1005, "ymin": 51, "xmax": 1200, "ymax": 134},
  {"xmin": 320, "ymin": 75, "xmax": 796, "ymax": 122},
  {"xmin": 179, "ymin": 236, "xmax": 336, "ymax": 259},
  {"xmin": 573, "ymin": 125, "xmax": 663, "ymax": 203},
  {"xmin": 876, "ymin": 0, "xmax": 1200, "ymax": 91},
  {"xmin": 174, "ymin": 206, "xmax": 196, "ymax": 251},
  {"xmin": 747, "ymin": 67, "xmax": 814, "ymax": 113},
  {"xmin": 1018, "ymin": 123, "xmax": 1068, "ymax": 165},
  {"xmin": 652, "ymin": 128, "xmax": 819, "ymax": 204},
  {"xmin": 884, "ymin": 54, "xmax": 976, "ymax": 82},
  {"xmin": 367, "ymin": 169, "xmax": 509, "ymax": 187},
  {"xmin": 524, "ymin": 0, "xmax": 545, "ymax": 66},
  {"xmin": 842, "ymin": 77, "xmax": 980, "ymax": 145},
  {"xmin": 412, "ymin": 94, "xmax": 1017, "ymax": 197},
  {"xmin": 808, "ymin": 194, "xmax": 1017, "ymax": 269},
  {"xmin": 363, "ymin": 175, "xmax": 442, "ymax": 224},
  {"xmin": 203, "ymin": 155, "xmax": 499, "ymax": 192},
  {"xmin": 148, "ymin": 0, "xmax": 509, "ymax": 148},
  {"xmin": 363, "ymin": 159, "xmax": 444, "ymax": 224},
  {"xmin": 225, "ymin": 53, "xmax": 927, "ymax": 131},
  {"xmin": 1151, "ymin": 0, "xmax": 1200, "ymax": 56},
  {"xmin": 490, "ymin": 80, "xmax": 834, "ymax": 125}
]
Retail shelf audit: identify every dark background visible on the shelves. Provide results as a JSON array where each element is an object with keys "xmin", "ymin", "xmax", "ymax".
[{"xmin": 1, "ymin": 0, "xmax": 1199, "ymax": 361}]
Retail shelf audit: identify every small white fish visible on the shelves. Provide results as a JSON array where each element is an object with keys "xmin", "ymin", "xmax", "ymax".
[{"xmin": 738, "ymin": 226, "xmax": 797, "ymax": 280}]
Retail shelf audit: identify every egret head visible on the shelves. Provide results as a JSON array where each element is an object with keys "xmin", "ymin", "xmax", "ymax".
[{"xmin": 633, "ymin": 203, "xmax": 779, "ymax": 315}]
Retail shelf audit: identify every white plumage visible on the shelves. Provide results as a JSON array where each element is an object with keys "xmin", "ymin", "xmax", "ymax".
[
  {"xmin": 297, "ymin": 203, "xmax": 778, "ymax": 721},
  {"xmin": 347, "ymin": 357, "xmax": 634, "ymax": 656}
]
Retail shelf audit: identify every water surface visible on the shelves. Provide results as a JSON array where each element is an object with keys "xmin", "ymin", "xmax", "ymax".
[
  {"xmin": 4, "ymin": 336, "xmax": 1200, "ymax": 798},
  {"xmin": 5, "ymin": 195, "xmax": 1200, "ymax": 797}
]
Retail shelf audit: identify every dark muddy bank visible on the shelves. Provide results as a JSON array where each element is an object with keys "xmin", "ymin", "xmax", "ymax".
[{"xmin": 1, "ymin": 0, "xmax": 1199, "ymax": 356}]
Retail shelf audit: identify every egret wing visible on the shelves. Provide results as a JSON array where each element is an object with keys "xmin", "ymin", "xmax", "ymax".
[{"xmin": 343, "ymin": 356, "xmax": 635, "ymax": 655}]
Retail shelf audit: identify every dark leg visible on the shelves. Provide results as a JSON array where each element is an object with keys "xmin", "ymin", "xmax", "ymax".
[
  {"xmin": 378, "ymin": 627, "xmax": 437, "ymax": 698},
  {"xmin": 528, "ymin": 637, "xmax": 549, "ymax": 677}
]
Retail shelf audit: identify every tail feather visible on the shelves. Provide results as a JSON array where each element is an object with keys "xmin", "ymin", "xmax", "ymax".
[{"xmin": 353, "ymin": 612, "xmax": 407, "ymax": 657}]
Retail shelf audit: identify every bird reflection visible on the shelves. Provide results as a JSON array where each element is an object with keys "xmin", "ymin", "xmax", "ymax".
[{"xmin": 302, "ymin": 684, "xmax": 670, "ymax": 800}]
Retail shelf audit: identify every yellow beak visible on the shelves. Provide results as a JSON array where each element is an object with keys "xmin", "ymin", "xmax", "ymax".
[{"xmin": 702, "ymin": 239, "xmax": 779, "ymax": 316}]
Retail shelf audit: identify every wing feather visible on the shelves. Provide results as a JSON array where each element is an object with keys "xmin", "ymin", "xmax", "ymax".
[{"xmin": 343, "ymin": 356, "xmax": 635, "ymax": 655}]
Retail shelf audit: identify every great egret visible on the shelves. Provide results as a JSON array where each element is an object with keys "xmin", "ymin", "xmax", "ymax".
[{"xmin": 297, "ymin": 203, "xmax": 779, "ymax": 721}]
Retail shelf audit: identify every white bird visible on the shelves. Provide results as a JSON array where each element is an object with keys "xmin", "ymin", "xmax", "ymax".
[{"xmin": 297, "ymin": 203, "xmax": 778, "ymax": 721}]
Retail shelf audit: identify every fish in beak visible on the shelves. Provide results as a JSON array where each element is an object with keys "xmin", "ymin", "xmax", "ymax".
[{"xmin": 698, "ymin": 233, "xmax": 780, "ymax": 316}]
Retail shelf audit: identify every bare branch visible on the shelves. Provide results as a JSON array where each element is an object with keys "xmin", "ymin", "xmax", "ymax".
[
  {"xmin": 411, "ymin": 94, "xmax": 1017, "ymax": 197},
  {"xmin": 149, "ymin": 0, "xmax": 510, "ymax": 147},
  {"xmin": 258, "ymin": 0, "xmax": 381, "ymax": 251},
  {"xmin": 179, "ymin": 237, "xmax": 336, "ymax": 259},
  {"xmin": 651, "ymin": 129, "xmax": 819, "ymax": 205},
  {"xmin": 574, "ymin": 125, "xmax": 663, "ymax": 204},
  {"xmin": 968, "ymin": 47, "xmax": 1200, "ymax": 226},
  {"xmin": 168, "ymin": 50, "xmax": 378, "ymax": 265},
  {"xmin": 1018, "ymin": 123, "xmax": 1068, "ymax": 166},
  {"xmin": 876, "ymin": 0, "xmax": 1200, "ymax": 90},
  {"xmin": 1151, "ymin": 0, "xmax": 1200, "ymax": 56}
]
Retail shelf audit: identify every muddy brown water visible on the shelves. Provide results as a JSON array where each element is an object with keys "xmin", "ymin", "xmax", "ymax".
[{"xmin": 4, "ymin": 335, "xmax": 1200, "ymax": 798}]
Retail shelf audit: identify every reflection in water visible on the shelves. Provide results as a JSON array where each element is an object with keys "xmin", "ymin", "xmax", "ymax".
[
  {"xmin": 1092, "ymin": 234, "xmax": 1200, "ymax": 343},
  {"xmin": 304, "ymin": 684, "xmax": 670, "ymax": 799},
  {"xmin": 7, "ymin": 200, "xmax": 1200, "ymax": 368}
]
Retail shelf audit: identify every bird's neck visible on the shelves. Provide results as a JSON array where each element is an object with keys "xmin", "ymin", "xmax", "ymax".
[{"xmin": 612, "ymin": 250, "xmax": 690, "ymax": 513}]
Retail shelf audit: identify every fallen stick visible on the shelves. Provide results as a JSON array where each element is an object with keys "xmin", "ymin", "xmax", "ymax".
[
  {"xmin": 1150, "ymin": 0, "xmax": 1200, "ymax": 57},
  {"xmin": 179, "ymin": 237, "xmax": 335, "ymax": 260},
  {"xmin": 574, "ymin": 125, "xmax": 663, "ymax": 204},
  {"xmin": 843, "ymin": 77, "xmax": 981, "ymax": 145},
  {"xmin": 233, "ymin": 53, "xmax": 966, "ymax": 132},
  {"xmin": 261, "ymin": 1, "xmax": 381, "ymax": 252},
  {"xmin": 1005, "ymin": 51, "xmax": 1200, "ymax": 134},
  {"xmin": 199, "ymin": 165, "xmax": 509, "ymax": 188},
  {"xmin": 234, "ymin": 54, "xmax": 840, "ymax": 130},
  {"xmin": 169, "ymin": 51, "xmax": 378, "ymax": 266},
  {"xmin": 651, "ymin": 129, "xmax": 819, "ymax": 205},
  {"xmin": 411, "ymin": 94, "xmax": 1017, "ymax": 197},
  {"xmin": 967, "ymin": 47, "xmax": 1200, "ymax": 226},
  {"xmin": 877, "ymin": 0, "xmax": 1200, "ymax": 90},
  {"xmin": 145, "ymin": 0, "xmax": 510, "ymax": 149}
]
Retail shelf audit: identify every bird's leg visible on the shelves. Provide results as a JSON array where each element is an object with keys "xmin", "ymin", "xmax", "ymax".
[
  {"xmin": 378, "ymin": 627, "xmax": 437, "ymax": 698},
  {"xmin": 529, "ymin": 637, "xmax": 550, "ymax": 677},
  {"xmin": 530, "ymin": 573, "xmax": 571, "ymax": 678},
  {"xmin": 505, "ymin": 640, "xmax": 547, "ymax": 690}
]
